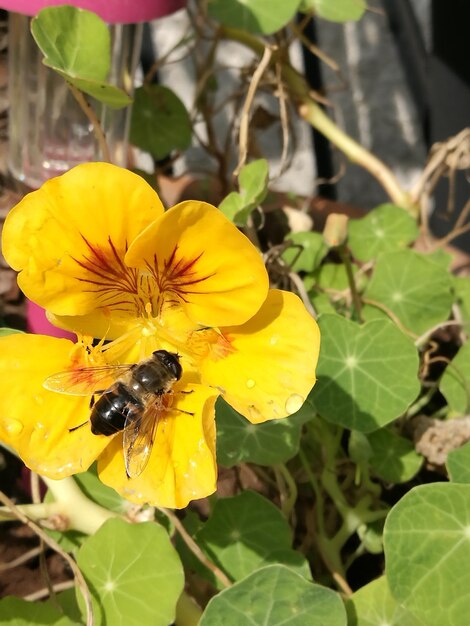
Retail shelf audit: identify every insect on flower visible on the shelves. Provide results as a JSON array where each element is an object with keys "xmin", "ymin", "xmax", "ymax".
[{"xmin": 43, "ymin": 350, "xmax": 184, "ymax": 479}]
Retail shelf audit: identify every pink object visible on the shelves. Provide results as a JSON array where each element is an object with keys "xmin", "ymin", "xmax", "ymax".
[
  {"xmin": 26, "ymin": 300, "xmax": 75, "ymax": 340},
  {"xmin": 0, "ymin": 0, "xmax": 185, "ymax": 23}
]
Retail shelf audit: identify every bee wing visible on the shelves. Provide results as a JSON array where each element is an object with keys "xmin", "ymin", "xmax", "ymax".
[
  {"xmin": 123, "ymin": 398, "xmax": 164, "ymax": 479},
  {"xmin": 44, "ymin": 364, "xmax": 133, "ymax": 396}
]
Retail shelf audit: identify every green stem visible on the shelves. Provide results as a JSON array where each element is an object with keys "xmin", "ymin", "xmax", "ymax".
[
  {"xmin": 42, "ymin": 477, "xmax": 118, "ymax": 535},
  {"xmin": 175, "ymin": 591, "xmax": 203, "ymax": 626},
  {"xmin": 339, "ymin": 246, "xmax": 363, "ymax": 322},
  {"xmin": 274, "ymin": 464, "xmax": 298, "ymax": 518},
  {"xmin": 219, "ymin": 26, "xmax": 416, "ymax": 214}
]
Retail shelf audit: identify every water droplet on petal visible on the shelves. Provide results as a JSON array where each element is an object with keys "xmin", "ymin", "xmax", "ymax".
[
  {"xmin": 285, "ymin": 393, "xmax": 304, "ymax": 415},
  {"xmin": 246, "ymin": 379, "xmax": 256, "ymax": 389},
  {"xmin": 2, "ymin": 418, "xmax": 23, "ymax": 435},
  {"xmin": 269, "ymin": 335, "xmax": 279, "ymax": 346}
]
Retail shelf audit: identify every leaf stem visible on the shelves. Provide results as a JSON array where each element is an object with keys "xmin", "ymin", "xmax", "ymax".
[
  {"xmin": 67, "ymin": 82, "xmax": 112, "ymax": 163},
  {"xmin": 339, "ymin": 246, "xmax": 363, "ymax": 322},
  {"xmin": 158, "ymin": 507, "xmax": 233, "ymax": 588},
  {"xmin": 0, "ymin": 489, "xmax": 94, "ymax": 626},
  {"xmin": 219, "ymin": 26, "xmax": 416, "ymax": 213},
  {"xmin": 274, "ymin": 463, "xmax": 298, "ymax": 518},
  {"xmin": 43, "ymin": 476, "xmax": 118, "ymax": 535}
]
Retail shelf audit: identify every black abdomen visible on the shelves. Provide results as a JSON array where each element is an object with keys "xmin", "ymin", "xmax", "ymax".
[{"xmin": 90, "ymin": 382, "xmax": 143, "ymax": 436}]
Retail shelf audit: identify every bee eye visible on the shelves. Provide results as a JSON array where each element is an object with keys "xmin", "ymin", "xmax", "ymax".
[{"xmin": 153, "ymin": 350, "xmax": 182, "ymax": 380}]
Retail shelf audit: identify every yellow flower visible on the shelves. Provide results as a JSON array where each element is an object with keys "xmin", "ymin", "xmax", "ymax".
[{"xmin": 0, "ymin": 163, "xmax": 320, "ymax": 508}]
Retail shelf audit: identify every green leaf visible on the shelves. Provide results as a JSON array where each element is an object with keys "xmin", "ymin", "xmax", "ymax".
[
  {"xmin": 219, "ymin": 159, "xmax": 269, "ymax": 226},
  {"xmin": 454, "ymin": 276, "xmax": 470, "ymax": 323},
  {"xmin": 77, "ymin": 518, "xmax": 184, "ymax": 626},
  {"xmin": 0, "ymin": 597, "xmax": 76, "ymax": 625},
  {"xmin": 216, "ymin": 397, "xmax": 315, "ymax": 466},
  {"xmin": 447, "ymin": 442, "xmax": 470, "ymax": 483},
  {"xmin": 301, "ymin": 0, "xmax": 366, "ymax": 22},
  {"xmin": 364, "ymin": 249, "xmax": 454, "ymax": 335},
  {"xmin": 348, "ymin": 204, "xmax": 419, "ymax": 262},
  {"xmin": 439, "ymin": 341, "xmax": 470, "ymax": 415},
  {"xmin": 367, "ymin": 428, "xmax": 423, "ymax": 483},
  {"xmin": 74, "ymin": 464, "xmax": 128, "ymax": 513},
  {"xmin": 312, "ymin": 315, "xmax": 420, "ymax": 432},
  {"xmin": 282, "ymin": 231, "xmax": 328, "ymax": 273},
  {"xmin": 0, "ymin": 328, "xmax": 24, "ymax": 336},
  {"xmin": 196, "ymin": 491, "xmax": 310, "ymax": 581},
  {"xmin": 31, "ymin": 6, "xmax": 131, "ymax": 108},
  {"xmin": 200, "ymin": 564, "xmax": 346, "ymax": 626},
  {"xmin": 346, "ymin": 576, "xmax": 424, "ymax": 625},
  {"xmin": 384, "ymin": 483, "xmax": 470, "ymax": 626},
  {"xmin": 207, "ymin": 0, "xmax": 302, "ymax": 35},
  {"xmin": 130, "ymin": 85, "xmax": 192, "ymax": 159}
]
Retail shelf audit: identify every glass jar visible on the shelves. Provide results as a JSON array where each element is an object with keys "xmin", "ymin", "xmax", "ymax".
[{"xmin": 7, "ymin": 12, "xmax": 143, "ymax": 187}]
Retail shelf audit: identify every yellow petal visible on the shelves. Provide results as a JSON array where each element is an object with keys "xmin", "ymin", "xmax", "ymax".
[
  {"xmin": 126, "ymin": 201, "xmax": 269, "ymax": 327},
  {"xmin": 97, "ymin": 382, "xmax": 218, "ymax": 508},
  {"xmin": 199, "ymin": 289, "xmax": 320, "ymax": 423},
  {"xmin": 2, "ymin": 163, "xmax": 163, "ymax": 318},
  {"xmin": 0, "ymin": 334, "xmax": 109, "ymax": 478}
]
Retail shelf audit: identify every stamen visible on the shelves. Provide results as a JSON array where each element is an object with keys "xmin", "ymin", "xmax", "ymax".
[{"xmin": 72, "ymin": 235, "xmax": 156, "ymax": 316}]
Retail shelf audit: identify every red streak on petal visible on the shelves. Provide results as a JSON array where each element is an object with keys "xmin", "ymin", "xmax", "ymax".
[{"xmin": 72, "ymin": 236, "xmax": 154, "ymax": 315}]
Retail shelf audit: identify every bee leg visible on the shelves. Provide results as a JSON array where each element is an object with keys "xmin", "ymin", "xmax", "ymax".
[{"xmin": 69, "ymin": 420, "xmax": 88, "ymax": 433}]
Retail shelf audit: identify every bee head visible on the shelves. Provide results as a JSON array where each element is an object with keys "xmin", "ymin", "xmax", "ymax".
[{"xmin": 152, "ymin": 350, "xmax": 183, "ymax": 381}]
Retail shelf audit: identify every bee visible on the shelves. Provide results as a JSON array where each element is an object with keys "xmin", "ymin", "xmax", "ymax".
[{"xmin": 43, "ymin": 350, "xmax": 183, "ymax": 479}]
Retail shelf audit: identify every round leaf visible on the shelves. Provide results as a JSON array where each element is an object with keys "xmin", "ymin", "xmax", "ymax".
[
  {"xmin": 0, "ymin": 597, "xmax": 76, "ymax": 625},
  {"xmin": 32, "ymin": 6, "xmax": 110, "ymax": 81},
  {"xmin": 312, "ymin": 315, "xmax": 420, "ymax": 432},
  {"xmin": 447, "ymin": 442, "xmax": 470, "ymax": 483},
  {"xmin": 439, "ymin": 341, "xmax": 470, "ymax": 415},
  {"xmin": 216, "ymin": 397, "xmax": 315, "ymax": 466},
  {"xmin": 196, "ymin": 491, "xmax": 309, "ymax": 581},
  {"xmin": 31, "ymin": 6, "xmax": 130, "ymax": 108},
  {"xmin": 77, "ymin": 518, "xmax": 184, "ymax": 626},
  {"xmin": 384, "ymin": 483, "xmax": 470, "ymax": 626},
  {"xmin": 282, "ymin": 231, "xmax": 328, "ymax": 273},
  {"xmin": 200, "ymin": 564, "xmax": 347, "ymax": 626},
  {"xmin": 367, "ymin": 428, "xmax": 423, "ymax": 483},
  {"xmin": 208, "ymin": 0, "xmax": 302, "ymax": 35},
  {"xmin": 348, "ymin": 204, "xmax": 419, "ymax": 262},
  {"xmin": 346, "ymin": 576, "xmax": 424, "ymax": 625},
  {"xmin": 130, "ymin": 85, "xmax": 192, "ymax": 159},
  {"xmin": 301, "ymin": 0, "xmax": 366, "ymax": 22},
  {"xmin": 364, "ymin": 250, "xmax": 454, "ymax": 335}
]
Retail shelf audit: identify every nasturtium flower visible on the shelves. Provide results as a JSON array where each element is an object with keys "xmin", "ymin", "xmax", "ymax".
[{"xmin": 0, "ymin": 163, "xmax": 320, "ymax": 508}]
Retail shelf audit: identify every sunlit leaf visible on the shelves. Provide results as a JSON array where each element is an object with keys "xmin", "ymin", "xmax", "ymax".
[
  {"xmin": 364, "ymin": 249, "xmax": 454, "ymax": 335},
  {"xmin": 219, "ymin": 159, "xmax": 269, "ymax": 226},
  {"xmin": 348, "ymin": 204, "xmax": 419, "ymax": 262},
  {"xmin": 0, "ymin": 597, "xmax": 76, "ymax": 625},
  {"xmin": 384, "ymin": 483, "xmax": 470, "ymax": 626},
  {"xmin": 346, "ymin": 576, "xmax": 424, "ymax": 625},
  {"xmin": 439, "ymin": 341, "xmax": 470, "ymax": 415},
  {"xmin": 208, "ymin": 0, "xmax": 302, "ymax": 35},
  {"xmin": 31, "ymin": 6, "xmax": 131, "ymax": 108},
  {"xmin": 282, "ymin": 231, "xmax": 328, "ymax": 273},
  {"xmin": 312, "ymin": 315, "xmax": 420, "ymax": 432},
  {"xmin": 447, "ymin": 442, "xmax": 470, "ymax": 483},
  {"xmin": 300, "ymin": 0, "xmax": 366, "ymax": 22},
  {"xmin": 200, "ymin": 565, "xmax": 347, "ymax": 626},
  {"xmin": 77, "ymin": 518, "xmax": 184, "ymax": 626}
]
